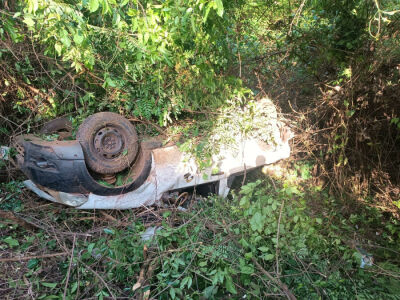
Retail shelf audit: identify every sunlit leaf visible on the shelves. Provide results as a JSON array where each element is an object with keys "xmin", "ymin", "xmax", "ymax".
[{"xmin": 89, "ymin": 0, "xmax": 100, "ymax": 12}]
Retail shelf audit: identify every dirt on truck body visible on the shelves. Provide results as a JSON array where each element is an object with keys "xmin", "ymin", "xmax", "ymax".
[{"xmin": 10, "ymin": 106, "xmax": 292, "ymax": 209}]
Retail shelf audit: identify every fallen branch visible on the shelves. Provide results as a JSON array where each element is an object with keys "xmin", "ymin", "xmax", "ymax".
[
  {"xmin": 250, "ymin": 256, "xmax": 297, "ymax": 300},
  {"xmin": 13, "ymin": 213, "xmax": 92, "ymax": 237},
  {"xmin": 275, "ymin": 198, "xmax": 285, "ymax": 277},
  {"xmin": 0, "ymin": 210, "xmax": 35, "ymax": 231},
  {"xmin": 129, "ymin": 117, "xmax": 166, "ymax": 135},
  {"xmin": 78, "ymin": 258, "xmax": 116, "ymax": 300},
  {"xmin": 63, "ymin": 234, "xmax": 76, "ymax": 300},
  {"xmin": 0, "ymin": 252, "xmax": 67, "ymax": 262},
  {"xmin": 132, "ymin": 245, "xmax": 161, "ymax": 300}
]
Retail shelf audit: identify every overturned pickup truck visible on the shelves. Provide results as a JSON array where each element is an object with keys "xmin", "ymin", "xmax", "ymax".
[{"xmin": 11, "ymin": 104, "xmax": 292, "ymax": 209}]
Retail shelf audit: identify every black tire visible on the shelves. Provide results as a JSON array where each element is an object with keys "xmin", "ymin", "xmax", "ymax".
[{"xmin": 76, "ymin": 112, "xmax": 138, "ymax": 174}]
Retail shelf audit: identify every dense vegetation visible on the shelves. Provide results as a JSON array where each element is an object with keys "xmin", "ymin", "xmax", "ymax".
[{"xmin": 1, "ymin": 0, "xmax": 400, "ymax": 299}]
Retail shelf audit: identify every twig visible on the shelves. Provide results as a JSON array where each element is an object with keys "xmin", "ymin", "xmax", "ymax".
[
  {"xmin": 241, "ymin": 163, "xmax": 247, "ymax": 187},
  {"xmin": 128, "ymin": 118, "xmax": 166, "ymax": 135},
  {"xmin": 63, "ymin": 234, "xmax": 76, "ymax": 300},
  {"xmin": 13, "ymin": 213, "xmax": 92, "ymax": 237},
  {"xmin": 0, "ymin": 114, "xmax": 19, "ymax": 127},
  {"xmin": 0, "ymin": 252, "xmax": 67, "ymax": 262},
  {"xmin": 132, "ymin": 245, "xmax": 153, "ymax": 296},
  {"xmin": 0, "ymin": 210, "xmax": 35, "ymax": 231},
  {"xmin": 288, "ymin": 0, "xmax": 307, "ymax": 36},
  {"xmin": 241, "ymin": 139, "xmax": 247, "ymax": 186},
  {"xmin": 275, "ymin": 198, "xmax": 285, "ymax": 277},
  {"xmin": 251, "ymin": 256, "xmax": 297, "ymax": 300},
  {"xmin": 181, "ymin": 108, "xmax": 219, "ymax": 115},
  {"xmin": 82, "ymin": 263, "xmax": 116, "ymax": 300},
  {"xmin": 100, "ymin": 211, "xmax": 118, "ymax": 223},
  {"xmin": 0, "ymin": 39, "xmax": 19, "ymax": 61},
  {"xmin": 176, "ymin": 192, "xmax": 189, "ymax": 207}
]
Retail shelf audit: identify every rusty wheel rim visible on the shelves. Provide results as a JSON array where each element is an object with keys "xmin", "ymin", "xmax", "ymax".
[{"xmin": 93, "ymin": 126, "xmax": 125, "ymax": 159}]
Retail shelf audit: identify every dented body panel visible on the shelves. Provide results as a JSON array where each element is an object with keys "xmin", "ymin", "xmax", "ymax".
[{"xmin": 16, "ymin": 135, "xmax": 151, "ymax": 196}]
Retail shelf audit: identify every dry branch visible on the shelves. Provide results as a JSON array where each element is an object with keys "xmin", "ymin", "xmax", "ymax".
[{"xmin": 0, "ymin": 252, "xmax": 67, "ymax": 262}]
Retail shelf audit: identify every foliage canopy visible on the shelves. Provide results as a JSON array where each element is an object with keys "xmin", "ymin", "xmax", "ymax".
[{"xmin": 1, "ymin": 0, "xmax": 400, "ymax": 299}]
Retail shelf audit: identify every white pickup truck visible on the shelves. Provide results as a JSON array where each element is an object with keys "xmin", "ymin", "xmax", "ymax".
[{"xmin": 5, "ymin": 103, "xmax": 292, "ymax": 209}]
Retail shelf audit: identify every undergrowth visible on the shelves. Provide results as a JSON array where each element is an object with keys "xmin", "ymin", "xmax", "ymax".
[{"xmin": 1, "ymin": 161, "xmax": 400, "ymax": 299}]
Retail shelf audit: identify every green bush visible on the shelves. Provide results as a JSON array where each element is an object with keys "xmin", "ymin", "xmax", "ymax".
[
  {"xmin": 45, "ymin": 177, "xmax": 399, "ymax": 299},
  {"xmin": 0, "ymin": 0, "xmax": 252, "ymax": 124}
]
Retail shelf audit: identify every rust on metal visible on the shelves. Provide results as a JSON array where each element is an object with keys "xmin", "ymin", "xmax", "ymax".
[
  {"xmin": 101, "ymin": 174, "xmax": 117, "ymax": 184},
  {"xmin": 94, "ymin": 126, "xmax": 125, "ymax": 160}
]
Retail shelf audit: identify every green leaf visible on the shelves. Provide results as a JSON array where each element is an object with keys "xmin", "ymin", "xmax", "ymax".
[
  {"xmin": 144, "ymin": 32, "xmax": 150, "ymax": 44},
  {"xmin": 60, "ymin": 36, "xmax": 71, "ymax": 48},
  {"xmin": 249, "ymin": 212, "xmax": 264, "ymax": 233},
  {"xmin": 169, "ymin": 287, "xmax": 175, "ymax": 299},
  {"xmin": 120, "ymin": 0, "xmax": 129, "ymax": 6},
  {"xmin": 263, "ymin": 253, "xmax": 275, "ymax": 261},
  {"xmin": 115, "ymin": 174, "xmax": 124, "ymax": 186},
  {"xmin": 225, "ymin": 275, "xmax": 237, "ymax": 294},
  {"xmin": 284, "ymin": 185, "xmax": 300, "ymax": 196},
  {"xmin": 70, "ymin": 281, "xmax": 78, "ymax": 293},
  {"xmin": 240, "ymin": 264, "xmax": 254, "ymax": 274},
  {"xmin": 316, "ymin": 218, "xmax": 322, "ymax": 224},
  {"xmin": 390, "ymin": 117, "xmax": 399, "ymax": 125},
  {"xmin": 163, "ymin": 211, "xmax": 171, "ymax": 218},
  {"xmin": 101, "ymin": 0, "xmax": 111, "ymax": 14},
  {"xmin": 23, "ymin": 17, "xmax": 35, "ymax": 28},
  {"xmin": 27, "ymin": 0, "xmax": 39, "ymax": 13},
  {"xmin": 258, "ymin": 246, "xmax": 269, "ymax": 252},
  {"xmin": 180, "ymin": 276, "xmax": 192, "ymax": 289},
  {"xmin": 98, "ymin": 180, "xmax": 113, "ymax": 187},
  {"xmin": 27, "ymin": 258, "xmax": 39, "ymax": 269},
  {"xmin": 87, "ymin": 242, "xmax": 95, "ymax": 254},
  {"xmin": 203, "ymin": 286, "xmax": 217, "ymax": 298},
  {"xmin": 199, "ymin": 261, "xmax": 207, "ymax": 267},
  {"xmin": 4, "ymin": 236, "xmax": 19, "ymax": 247},
  {"xmin": 89, "ymin": 0, "xmax": 100, "ymax": 12},
  {"xmin": 214, "ymin": 0, "xmax": 224, "ymax": 17},
  {"xmin": 103, "ymin": 228, "xmax": 115, "ymax": 235},
  {"xmin": 55, "ymin": 43, "xmax": 62, "ymax": 56},
  {"xmin": 103, "ymin": 76, "xmax": 117, "ymax": 88},
  {"xmin": 41, "ymin": 282, "xmax": 57, "ymax": 289},
  {"xmin": 73, "ymin": 32, "xmax": 84, "ymax": 45},
  {"xmin": 203, "ymin": 5, "xmax": 211, "ymax": 23}
]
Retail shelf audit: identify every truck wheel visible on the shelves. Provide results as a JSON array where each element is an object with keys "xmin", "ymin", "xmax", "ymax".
[{"xmin": 76, "ymin": 112, "xmax": 138, "ymax": 174}]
